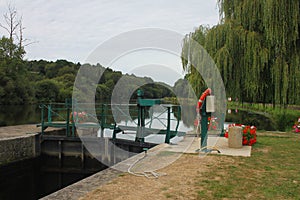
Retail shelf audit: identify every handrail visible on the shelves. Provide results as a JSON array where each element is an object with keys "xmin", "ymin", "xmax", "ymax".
[{"xmin": 38, "ymin": 101, "xmax": 183, "ymax": 143}]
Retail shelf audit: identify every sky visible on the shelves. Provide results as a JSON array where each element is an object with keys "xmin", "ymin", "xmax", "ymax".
[{"xmin": 0, "ymin": 0, "xmax": 220, "ymax": 85}]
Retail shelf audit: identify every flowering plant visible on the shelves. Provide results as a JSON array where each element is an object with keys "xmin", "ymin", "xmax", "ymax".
[
  {"xmin": 225, "ymin": 124, "xmax": 257, "ymax": 146},
  {"xmin": 208, "ymin": 116, "xmax": 219, "ymax": 130},
  {"xmin": 193, "ymin": 116, "xmax": 219, "ymax": 130},
  {"xmin": 70, "ymin": 111, "xmax": 87, "ymax": 123},
  {"xmin": 292, "ymin": 117, "xmax": 300, "ymax": 133},
  {"xmin": 293, "ymin": 125, "xmax": 300, "ymax": 133}
]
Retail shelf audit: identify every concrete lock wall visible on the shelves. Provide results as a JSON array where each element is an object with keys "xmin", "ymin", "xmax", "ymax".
[{"xmin": 0, "ymin": 134, "xmax": 40, "ymax": 165}]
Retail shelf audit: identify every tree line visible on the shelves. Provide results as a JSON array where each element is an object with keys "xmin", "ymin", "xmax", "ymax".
[
  {"xmin": 0, "ymin": 49, "xmax": 177, "ymax": 104},
  {"xmin": 182, "ymin": 0, "xmax": 300, "ymax": 107}
]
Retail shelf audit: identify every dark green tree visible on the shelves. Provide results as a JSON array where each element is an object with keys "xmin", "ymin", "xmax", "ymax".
[{"xmin": 35, "ymin": 79, "xmax": 60, "ymax": 102}]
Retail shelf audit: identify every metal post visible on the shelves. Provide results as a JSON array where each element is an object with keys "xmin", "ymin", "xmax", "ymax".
[
  {"xmin": 165, "ymin": 106, "xmax": 171, "ymax": 144},
  {"xmin": 41, "ymin": 104, "xmax": 45, "ymax": 135},
  {"xmin": 220, "ymin": 113, "xmax": 225, "ymax": 137},
  {"xmin": 200, "ymin": 99, "xmax": 208, "ymax": 149},
  {"xmin": 100, "ymin": 104, "xmax": 105, "ymax": 137},
  {"xmin": 137, "ymin": 105, "xmax": 141, "ymax": 127},
  {"xmin": 66, "ymin": 99, "xmax": 71, "ymax": 137},
  {"xmin": 112, "ymin": 123, "xmax": 117, "ymax": 140},
  {"xmin": 136, "ymin": 89, "xmax": 144, "ymax": 142},
  {"xmin": 141, "ymin": 107, "xmax": 145, "ymax": 127},
  {"xmin": 48, "ymin": 105, "xmax": 52, "ymax": 123},
  {"xmin": 136, "ymin": 105, "xmax": 143, "ymax": 142},
  {"xmin": 71, "ymin": 99, "xmax": 76, "ymax": 137},
  {"xmin": 141, "ymin": 107, "xmax": 146, "ymax": 142}
]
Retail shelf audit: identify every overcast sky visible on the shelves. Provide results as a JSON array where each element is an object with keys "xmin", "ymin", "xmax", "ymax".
[{"xmin": 0, "ymin": 0, "xmax": 219, "ymax": 85}]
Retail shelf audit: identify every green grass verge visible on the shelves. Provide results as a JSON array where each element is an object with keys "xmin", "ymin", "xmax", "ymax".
[{"xmin": 196, "ymin": 131, "xmax": 300, "ymax": 199}]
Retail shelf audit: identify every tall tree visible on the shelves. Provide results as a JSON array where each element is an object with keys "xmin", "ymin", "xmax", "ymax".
[{"xmin": 182, "ymin": 0, "xmax": 300, "ymax": 107}]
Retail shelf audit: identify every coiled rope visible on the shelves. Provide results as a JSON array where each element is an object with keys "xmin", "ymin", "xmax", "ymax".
[{"xmin": 127, "ymin": 150, "xmax": 167, "ymax": 179}]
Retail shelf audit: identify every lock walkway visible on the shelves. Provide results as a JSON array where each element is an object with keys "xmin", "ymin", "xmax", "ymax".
[
  {"xmin": 0, "ymin": 124, "xmax": 61, "ymax": 139},
  {"xmin": 177, "ymin": 133, "xmax": 252, "ymax": 157}
]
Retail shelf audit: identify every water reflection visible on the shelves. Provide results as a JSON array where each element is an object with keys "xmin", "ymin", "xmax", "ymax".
[
  {"xmin": 0, "ymin": 105, "xmax": 41, "ymax": 126},
  {"xmin": 99, "ymin": 106, "xmax": 194, "ymax": 144},
  {"xmin": 226, "ymin": 109, "xmax": 276, "ymax": 131}
]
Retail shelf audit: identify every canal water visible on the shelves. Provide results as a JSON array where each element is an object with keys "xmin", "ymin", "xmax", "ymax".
[
  {"xmin": 225, "ymin": 109, "xmax": 277, "ymax": 130},
  {"xmin": 0, "ymin": 105, "xmax": 41, "ymax": 127},
  {"xmin": 0, "ymin": 155, "xmax": 105, "ymax": 200}
]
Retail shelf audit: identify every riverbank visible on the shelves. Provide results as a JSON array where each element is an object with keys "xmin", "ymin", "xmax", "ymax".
[
  {"xmin": 228, "ymin": 102, "xmax": 300, "ymax": 131},
  {"xmin": 80, "ymin": 131, "xmax": 300, "ymax": 200}
]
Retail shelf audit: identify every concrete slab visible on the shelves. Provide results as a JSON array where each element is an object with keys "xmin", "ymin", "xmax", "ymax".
[
  {"xmin": 166, "ymin": 134, "xmax": 251, "ymax": 157},
  {"xmin": 0, "ymin": 125, "xmax": 40, "ymax": 138},
  {"xmin": 0, "ymin": 124, "xmax": 62, "ymax": 139},
  {"xmin": 112, "ymin": 132, "xmax": 251, "ymax": 176}
]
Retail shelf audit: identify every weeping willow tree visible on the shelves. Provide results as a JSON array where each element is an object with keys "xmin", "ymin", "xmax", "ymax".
[
  {"xmin": 181, "ymin": 26, "xmax": 208, "ymax": 95},
  {"xmin": 182, "ymin": 0, "xmax": 300, "ymax": 107}
]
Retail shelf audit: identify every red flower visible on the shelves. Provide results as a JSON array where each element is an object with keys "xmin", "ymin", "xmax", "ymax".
[
  {"xmin": 249, "ymin": 138, "xmax": 256, "ymax": 146},
  {"xmin": 194, "ymin": 119, "xmax": 199, "ymax": 127},
  {"xmin": 225, "ymin": 132, "xmax": 228, "ymax": 138}
]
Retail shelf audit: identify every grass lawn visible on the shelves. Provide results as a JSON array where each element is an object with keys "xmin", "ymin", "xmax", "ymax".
[{"xmin": 197, "ymin": 131, "xmax": 300, "ymax": 199}]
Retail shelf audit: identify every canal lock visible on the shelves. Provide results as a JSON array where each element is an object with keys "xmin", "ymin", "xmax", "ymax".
[{"xmin": 0, "ymin": 128, "xmax": 156, "ymax": 200}]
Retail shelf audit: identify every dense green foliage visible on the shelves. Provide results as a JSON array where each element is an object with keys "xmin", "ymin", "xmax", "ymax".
[
  {"xmin": 182, "ymin": 0, "xmax": 300, "ymax": 107},
  {"xmin": 0, "ymin": 36, "xmax": 175, "ymax": 104}
]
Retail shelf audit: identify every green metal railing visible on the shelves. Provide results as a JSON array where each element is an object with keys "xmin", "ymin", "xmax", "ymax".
[{"xmin": 38, "ymin": 99, "xmax": 184, "ymax": 143}]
